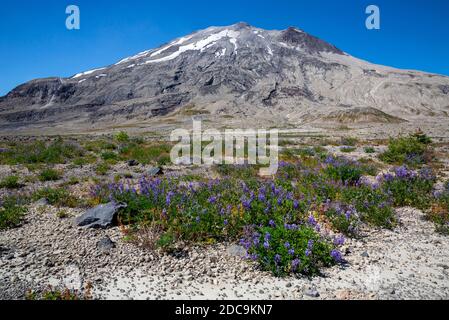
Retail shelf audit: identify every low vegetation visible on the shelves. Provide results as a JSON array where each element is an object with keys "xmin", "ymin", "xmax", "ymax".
[
  {"xmin": 0, "ymin": 130, "xmax": 446, "ymax": 277},
  {"xmin": 379, "ymin": 132, "xmax": 433, "ymax": 167},
  {"xmin": 0, "ymin": 196, "xmax": 27, "ymax": 230},
  {"xmin": 0, "ymin": 175, "xmax": 21, "ymax": 189}
]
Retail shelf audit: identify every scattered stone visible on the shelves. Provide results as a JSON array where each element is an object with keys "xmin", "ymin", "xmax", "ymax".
[
  {"xmin": 127, "ymin": 160, "xmax": 139, "ymax": 167},
  {"xmin": 148, "ymin": 167, "xmax": 163, "ymax": 176},
  {"xmin": 35, "ymin": 198, "xmax": 49, "ymax": 206},
  {"xmin": 75, "ymin": 202, "xmax": 127, "ymax": 229},
  {"xmin": 361, "ymin": 251, "xmax": 370, "ymax": 258},
  {"xmin": 97, "ymin": 236, "xmax": 116, "ymax": 253},
  {"xmin": 305, "ymin": 289, "xmax": 320, "ymax": 298},
  {"xmin": 227, "ymin": 245, "xmax": 247, "ymax": 258}
]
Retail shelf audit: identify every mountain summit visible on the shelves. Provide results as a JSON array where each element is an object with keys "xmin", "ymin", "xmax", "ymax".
[{"xmin": 1, "ymin": 23, "xmax": 448, "ymax": 134}]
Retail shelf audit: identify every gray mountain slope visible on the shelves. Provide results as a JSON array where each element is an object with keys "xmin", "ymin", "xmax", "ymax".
[{"xmin": 1, "ymin": 22, "xmax": 448, "ymax": 134}]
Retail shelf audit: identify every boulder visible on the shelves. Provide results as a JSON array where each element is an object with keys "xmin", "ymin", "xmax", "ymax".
[
  {"xmin": 148, "ymin": 167, "xmax": 163, "ymax": 176},
  {"xmin": 75, "ymin": 202, "xmax": 127, "ymax": 229},
  {"xmin": 127, "ymin": 159, "xmax": 139, "ymax": 167}
]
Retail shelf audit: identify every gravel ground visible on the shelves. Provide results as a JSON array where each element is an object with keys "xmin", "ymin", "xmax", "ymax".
[{"xmin": 1, "ymin": 202, "xmax": 448, "ymax": 300}]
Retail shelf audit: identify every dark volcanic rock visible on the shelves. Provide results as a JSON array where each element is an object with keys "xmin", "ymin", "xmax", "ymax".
[
  {"xmin": 96, "ymin": 236, "xmax": 116, "ymax": 253},
  {"xmin": 75, "ymin": 202, "xmax": 127, "ymax": 229}
]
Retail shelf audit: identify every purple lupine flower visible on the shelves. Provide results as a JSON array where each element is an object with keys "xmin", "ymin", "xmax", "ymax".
[
  {"xmin": 269, "ymin": 220, "xmax": 276, "ymax": 228},
  {"xmin": 291, "ymin": 258, "xmax": 301, "ymax": 271},
  {"xmin": 195, "ymin": 216, "xmax": 201, "ymax": 223},
  {"xmin": 288, "ymin": 249, "xmax": 295, "ymax": 256},
  {"xmin": 305, "ymin": 248, "xmax": 312, "ymax": 257},
  {"xmin": 208, "ymin": 196, "xmax": 218, "ymax": 204},
  {"xmin": 308, "ymin": 215, "xmax": 317, "ymax": 227},
  {"xmin": 419, "ymin": 167, "xmax": 435, "ymax": 181},
  {"xmin": 166, "ymin": 191, "xmax": 175, "ymax": 206},
  {"xmin": 263, "ymin": 241, "xmax": 270, "ymax": 249},
  {"xmin": 333, "ymin": 235, "xmax": 346, "ymax": 246},
  {"xmin": 330, "ymin": 249, "xmax": 342, "ymax": 262},
  {"xmin": 223, "ymin": 219, "xmax": 228, "ymax": 226},
  {"xmin": 274, "ymin": 254, "xmax": 281, "ymax": 265},
  {"xmin": 293, "ymin": 200, "xmax": 299, "ymax": 209},
  {"xmin": 258, "ymin": 193, "xmax": 266, "ymax": 202},
  {"xmin": 395, "ymin": 166, "xmax": 409, "ymax": 179},
  {"xmin": 264, "ymin": 232, "xmax": 271, "ymax": 241},
  {"xmin": 284, "ymin": 242, "xmax": 291, "ymax": 249}
]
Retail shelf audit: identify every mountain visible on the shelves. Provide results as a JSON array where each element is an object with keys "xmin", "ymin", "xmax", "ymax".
[{"xmin": 1, "ymin": 22, "xmax": 449, "ymax": 134}]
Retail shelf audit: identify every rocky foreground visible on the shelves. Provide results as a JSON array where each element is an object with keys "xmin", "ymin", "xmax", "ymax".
[{"xmin": 1, "ymin": 202, "xmax": 448, "ymax": 300}]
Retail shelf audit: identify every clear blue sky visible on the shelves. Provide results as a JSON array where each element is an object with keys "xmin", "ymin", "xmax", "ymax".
[{"xmin": 1, "ymin": 0, "xmax": 448, "ymax": 96}]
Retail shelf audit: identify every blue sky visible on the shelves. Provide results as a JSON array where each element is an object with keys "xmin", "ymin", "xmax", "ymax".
[{"xmin": 0, "ymin": 0, "xmax": 448, "ymax": 96}]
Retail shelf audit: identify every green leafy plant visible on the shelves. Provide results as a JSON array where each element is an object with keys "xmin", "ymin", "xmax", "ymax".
[
  {"xmin": 0, "ymin": 175, "xmax": 21, "ymax": 189},
  {"xmin": 0, "ymin": 196, "xmax": 27, "ymax": 230},
  {"xmin": 32, "ymin": 188, "xmax": 81, "ymax": 208},
  {"xmin": 38, "ymin": 168, "xmax": 61, "ymax": 182}
]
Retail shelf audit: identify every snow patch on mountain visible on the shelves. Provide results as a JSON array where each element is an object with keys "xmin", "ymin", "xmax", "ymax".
[
  {"xmin": 72, "ymin": 68, "xmax": 106, "ymax": 79},
  {"xmin": 145, "ymin": 29, "xmax": 240, "ymax": 64}
]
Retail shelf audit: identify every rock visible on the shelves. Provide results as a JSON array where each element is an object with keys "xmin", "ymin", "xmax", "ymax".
[
  {"xmin": 148, "ymin": 167, "xmax": 163, "ymax": 176},
  {"xmin": 127, "ymin": 160, "xmax": 139, "ymax": 167},
  {"xmin": 305, "ymin": 289, "xmax": 320, "ymax": 298},
  {"xmin": 35, "ymin": 198, "xmax": 49, "ymax": 206},
  {"xmin": 97, "ymin": 236, "xmax": 116, "ymax": 253},
  {"xmin": 75, "ymin": 202, "xmax": 127, "ymax": 229},
  {"xmin": 361, "ymin": 251, "xmax": 370, "ymax": 258},
  {"xmin": 227, "ymin": 245, "xmax": 247, "ymax": 258}
]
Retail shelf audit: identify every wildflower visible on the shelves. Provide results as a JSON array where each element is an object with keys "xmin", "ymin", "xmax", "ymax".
[
  {"xmin": 291, "ymin": 258, "xmax": 301, "ymax": 271},
  {"xmin": 288, "ymin": 249, "xmax": 295, "ymax": 255},
  {"xmin": 308, "ymin": 215, "xmax": 317, "ymax": 227},
  {"xmin": 284, "ymin": 242, "xmax": 291, "ymax": 249},
  {"xmin": 305, "ymin": 248, "xmax": 312, "ymax": 257},
  {"xmin": 264, "ymin": 232, "xmax": 271, "ymax": 241},
  {"xmin": 166, "ymin": 191, "xmax": 175, "ymax": 206},
  {"xmin": 293, "ymin": 200, "xmax": 299, "ymax": 209},
  {"xmin": 330, "ymin": 249, "xmax": 342, "ymax": 262},
  {"xmin": 333, "ymin": 235, "xmax": 346, "ymax": 246},
  {"xmin": 195, "ymin": 216, "xmax": 201, "ymax": 223},
  {"xmin": 223, "ymin": 219, "xmax": 228, "ymax": 226},
  {"xmin": 208, "ymin": 196, "xmax": 218, "ymax": 204},
  {"xmin": 268, "ymin": 220, "xmax": 276, "ymax": 228},
  {"xmin": 274, "ymin": 254, "xmax": 281, "ymax": 265},
  {"xmin": 263, "ymin": 241, "xmax": 270, "ymax": 249}
]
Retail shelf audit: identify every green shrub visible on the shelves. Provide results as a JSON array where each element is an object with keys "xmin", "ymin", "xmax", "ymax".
[
  {"xmin": 119, "ymin": 143, "xmax": 172, "ymax": 165},
  {"xmin": 381, "ymin": 166, "xmax": 435, "ymax": 210},
  {"xmin": 0, "ymin": 196, "xmax": 27, "ymax": 230},
  {"xmin": 39, "ymin": 168, "xmax": 61, "ymax": 182},
  {"xmin": 101, "ymin": 151, "xmax": 119, "ymax": 161},
  {"xmin": 115, "ymin": 131, "xmax": 130, "ymax": 143},
  {"xmin": 379, "ymin": 134, "xmax": 431, "ymax": 167},
  {"xmin": 324, "ymin": 203, "xmax": 360, "ymax": 236},
  {"xmin": 341, "ymin": 185, "xmax": 395, "ymax": 228},
  {"xmin": 95, "ymin": 162, "xmax": 110, "ymax": 175},
  {"xmin": 32, "ymin": 188, "xmax": 81, "ymax": 208},
  {"xmin": 364, "ymin": 147, "xmax": 376, "ymax": 154},
  {"xmin": 324, "ymin": 157, "xmax": 365, "ymax": 185},
  {"xmin": 245, "ymin": 225, "xmax": 337, "ymax": 276},
  {"xmin": 0, "ymin": 138, "xmax": 84, "ymax": 165},
  {"xmin": 340, "ymin": 137, "xmax": 358, "ymax": 147},
  {"xmin": 429, "ymin": 191, "xmax": 449, "ymax": 234},
  {"xmin": 0, "ymin": 175, "xmax": 21, "ymax": 189},
  {"xmin": 340, "ymin": 146, "xmax": 356, "ymax": 153}
]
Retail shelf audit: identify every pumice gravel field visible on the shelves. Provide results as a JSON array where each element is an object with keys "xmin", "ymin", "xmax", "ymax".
[{"xmin": 1, "ymin": 130, "xmax": 448, "ymax": 300}]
